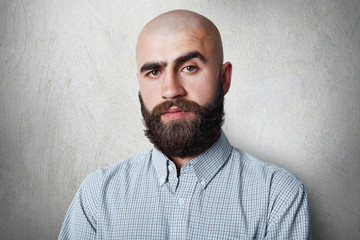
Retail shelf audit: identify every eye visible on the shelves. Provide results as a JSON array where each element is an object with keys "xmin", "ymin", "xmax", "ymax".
[
  {"xmin": 147, "ymin": 70, "xmax": 161, "ymax": 78},
  {"xmin": 182, "ymin": 65, "xmax": 198, "ymax": 73}
]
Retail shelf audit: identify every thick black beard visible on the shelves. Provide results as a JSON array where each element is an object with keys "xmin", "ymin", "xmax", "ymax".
[{"xmin": 139, "ymin": 79, "xmax": 225, "ymax": 159}]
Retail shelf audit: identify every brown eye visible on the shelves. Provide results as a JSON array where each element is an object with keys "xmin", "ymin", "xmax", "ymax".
[
  {"xmin": 148, "ymin": 70, "xmax": 160, "ymax": 78},
  {"xmin": 183, "ymin": 66, "xmax": 198, "ymax": 72}
]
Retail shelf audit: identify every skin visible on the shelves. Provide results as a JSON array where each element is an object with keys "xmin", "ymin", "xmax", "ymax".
[{"xmin": 136, "ymin": 10, "xmax": 232, "ymax": 168}]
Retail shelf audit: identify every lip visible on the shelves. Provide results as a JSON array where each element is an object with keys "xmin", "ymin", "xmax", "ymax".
[
  {"xmin": 162, "ymin": 107, "xmax": 189, "ymax": 120},
  {"xmin": 163, "ymin": 106, "xmax": 186, "ymax": 113}
]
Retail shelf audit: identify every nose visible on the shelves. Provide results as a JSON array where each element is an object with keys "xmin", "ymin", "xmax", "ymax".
[{"xmin": 161, "ymin": 72, "xmax": 186, "ymax": 100}]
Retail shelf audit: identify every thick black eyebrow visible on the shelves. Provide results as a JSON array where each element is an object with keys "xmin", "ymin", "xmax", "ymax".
[
  {"xmin": 139, "ymin": 51, "xmax": 206, "ymax": 74},
  {"xmin": 175, "ymin": 51, "xmax": 207, "ymax": 65},
  {"xmin": 140, "ymin": 62, "xmax": 166, "ymax": 74}
]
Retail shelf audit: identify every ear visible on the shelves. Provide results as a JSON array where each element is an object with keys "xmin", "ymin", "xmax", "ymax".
[{"xmin": 221, "ymin": 62, "xmax": 232, "ymax": 95}]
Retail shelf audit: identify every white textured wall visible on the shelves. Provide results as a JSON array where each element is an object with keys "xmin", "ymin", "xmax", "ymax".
[{"xmin": 1, "ymin": 0, "xmax": 359, "ymax": 239}]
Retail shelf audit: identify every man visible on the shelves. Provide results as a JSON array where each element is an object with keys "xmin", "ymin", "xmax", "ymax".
[{"xmin": 59, "ymin": 10, "xmax": 311, "ymax": 239}]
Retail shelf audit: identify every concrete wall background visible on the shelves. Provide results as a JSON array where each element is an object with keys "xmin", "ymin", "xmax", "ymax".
[{"xmin": 1, "ymin": 0, "xmax": 359, "ymax": 239}]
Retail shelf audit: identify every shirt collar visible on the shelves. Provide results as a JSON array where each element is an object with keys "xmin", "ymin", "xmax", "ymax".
[
  {"xmin": 152, "ymin": 148, "xmax": 169, "ymax": 186},
  {"xmin": 152, "ymin": 130, "xmax": 233, "ymax": 188}
]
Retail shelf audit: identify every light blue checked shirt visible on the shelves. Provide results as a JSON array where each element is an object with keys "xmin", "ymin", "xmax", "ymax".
[{"xmin": 59, "ymin": 131, "xmax": 311, "ymax": 239}]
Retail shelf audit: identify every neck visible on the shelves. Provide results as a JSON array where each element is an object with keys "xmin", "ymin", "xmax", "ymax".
[{"xmin": 171, "ymin": 155, "xmax": 193, "ymax": 171}]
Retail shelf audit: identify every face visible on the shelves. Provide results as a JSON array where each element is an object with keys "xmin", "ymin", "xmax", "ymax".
[
  {"xmin": 136, "ymin": 29, "xmax": 226, "ymax": 121},
  {"xmin": 136, "ymin": 28, "xmax": 232, "ymax": 158}
]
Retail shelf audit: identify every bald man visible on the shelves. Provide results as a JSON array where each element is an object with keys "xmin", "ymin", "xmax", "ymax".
[{"xmin": 59, "ymin": 10, "xmax": 311, "ymax": 239}]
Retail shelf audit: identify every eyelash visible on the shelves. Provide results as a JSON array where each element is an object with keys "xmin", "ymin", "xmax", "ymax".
[
  {"xmin": 146, "ymin": 70, "xmax": 161, "ymax": 78},
  {"xmin": 182, "ymin": 65, "xmax": 198, "ymax": 72}
]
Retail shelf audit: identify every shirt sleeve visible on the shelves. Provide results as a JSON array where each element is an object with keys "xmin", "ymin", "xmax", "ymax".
[
  {"xmin": 58, "ymin": 170, "xmax": 102, "ymax": 240},
  {"xmin": 265, "ymin": 171, "xmax": 312, "ymax": 239}
]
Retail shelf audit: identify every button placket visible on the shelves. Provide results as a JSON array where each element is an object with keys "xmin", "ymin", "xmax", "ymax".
[{"xmin": 169, "ymin": 168, "xmax": 197, "ymax": 240}]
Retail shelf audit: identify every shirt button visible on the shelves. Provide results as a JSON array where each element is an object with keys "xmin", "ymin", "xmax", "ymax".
[
  {"xmin": 178, "ymin": 198, "xmax": 185, "ymax": 206},
  {"xmin": 200, "ymin": 180, "xmax": 206, "ymax": 186},
  {"xmin": 168, "ymin": 165, "xmax": 174, "ymax": 172}
]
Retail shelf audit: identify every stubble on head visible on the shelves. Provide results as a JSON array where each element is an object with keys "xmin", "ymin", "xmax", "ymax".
[{"xmin": 136, "ymin": 9, "xmax": 224, "ymax": 67}]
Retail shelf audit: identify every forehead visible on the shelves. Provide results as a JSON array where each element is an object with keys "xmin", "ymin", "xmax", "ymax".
[{"xmin": 136, "ymin": 30, "xmax": 215, "ymax": 67}]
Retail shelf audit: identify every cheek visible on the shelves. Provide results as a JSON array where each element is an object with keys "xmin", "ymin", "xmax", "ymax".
[
  {"xmin": 139, "ymin": 87, "xmax": 160, "ymax": 112},
  {"xmin": 187, "ymin": 82, "xmax": 218, "ymax": 105},
  {"xmin": 188, "ymin": 70, "xmax": 220, "ymax": 103}
]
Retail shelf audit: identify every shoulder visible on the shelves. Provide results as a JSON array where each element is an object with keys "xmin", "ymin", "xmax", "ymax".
[
  {"xmin": 59, "ymin": 152, "xmax": 153, "ymax": 238},
  {"xmin": 230, "ymin": 147, "xmax": 305, "ymax": 197},
  {"xmin": 81, "ymin": 151, "xmax": 152, "ymax": 190},
  {"xmin": 73, "ymin": 151, "xmax": 152, "ymax": 213},
  {"xmin": 230, "ymin": 147, "xmax": 310, "ymax": 234}
]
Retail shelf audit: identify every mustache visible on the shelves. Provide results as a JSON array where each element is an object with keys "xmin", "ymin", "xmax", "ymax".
[{"xmin": 150, "ymin": 99, "xmax": 203, "ymax": 119}]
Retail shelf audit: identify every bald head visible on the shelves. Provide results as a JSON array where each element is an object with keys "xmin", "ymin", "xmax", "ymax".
[
  {"xmin": 136, "ymin": 9, "xmax": 233, "ymax": 132},
  {"xmin": 136, "ymin": 10, "xmax": 224, "ymax": 65}
]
